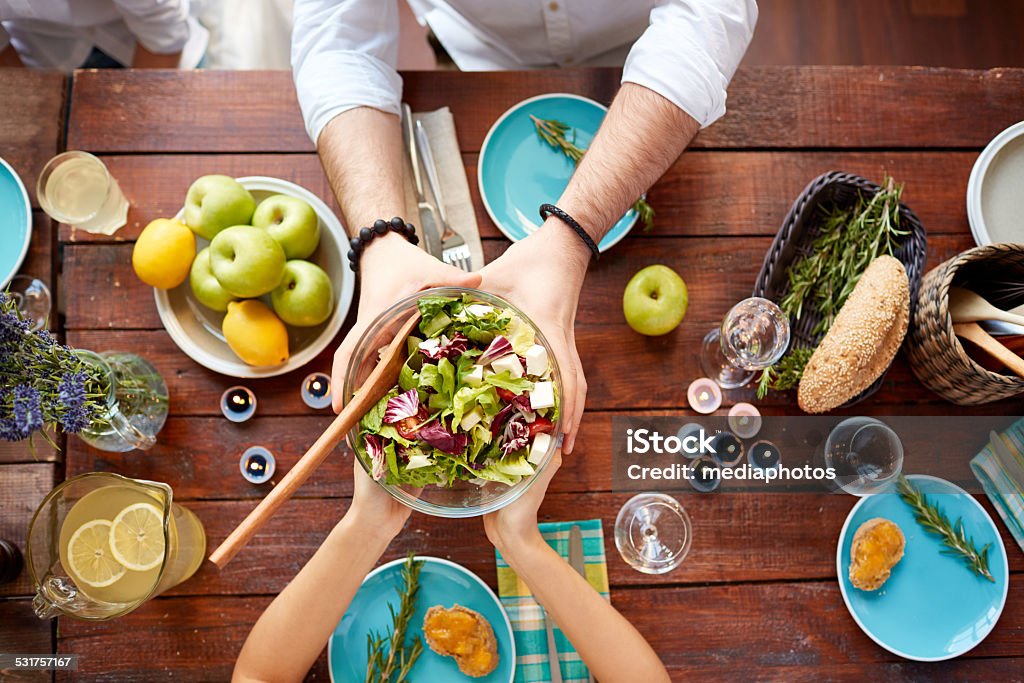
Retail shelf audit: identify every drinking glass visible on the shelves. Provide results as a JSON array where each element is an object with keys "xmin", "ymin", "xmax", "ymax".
[
  {"xmin": 614, "ymin": 493, "xmax": 692, "ymax": 574},
  {"xmin": 6, "ymin": 275, "xmax": 51, "ymax": 331},
  {"xmin": 701, "ymin": 297, "xmax": 790, "ymax": 389},
  {"xmin": 824, "ymin": 417, "xmax": 904, "ymax": 496},
  {"xmin": 36, "ymin": 151, "xmax": 128, "ymax": 235},
  {"xmin": 27, "ymin": 473, "xmax": 206, "ymax": 621}
]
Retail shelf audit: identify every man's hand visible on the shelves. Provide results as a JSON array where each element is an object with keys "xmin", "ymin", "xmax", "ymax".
[
  {"xmin": 331, "ymin": 233, "xmax": 481, "ymax": 411},
  {"xmin": 483, "ymin": 449, "xmax": 561, "ymax": 554},
  {"xmin": 478, "ymin": 227, "xmax": 590, "ymax": 453}
]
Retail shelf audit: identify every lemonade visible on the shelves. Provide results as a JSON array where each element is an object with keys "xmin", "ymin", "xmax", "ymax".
[{"xmin": 58, "ymin": 485, "xmax": 205, "ymax": 606}]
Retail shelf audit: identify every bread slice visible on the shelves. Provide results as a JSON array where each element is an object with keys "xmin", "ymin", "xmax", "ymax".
[
  {"xmin": 423, "ymin": 604, "xmax": 499, "ymax": 677},
  {"xmin": 849, "ymin": 517, "xmax": 906, "ymax": 591},
  {"xmin": 798, "ymin": 255, "xmax": 910, "ymax": 413}
]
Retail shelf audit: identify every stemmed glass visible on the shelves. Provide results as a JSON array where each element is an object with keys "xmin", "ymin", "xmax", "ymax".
[
  {"xmin": 6, "ymin": 275, "xmax": 52, "ymax": 331},
  {"xmin": 614, "ymin": 493, "xmax": 692, "ymax": 574},
  {"xmin": 824, "ymin": 417, "xmax": 904, "ymax": 496},
  {"xmin": 701, "ymin": 297, "xmax": 790, "ymax": 389}
]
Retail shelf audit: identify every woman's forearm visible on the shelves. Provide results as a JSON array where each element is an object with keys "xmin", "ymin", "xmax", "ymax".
[
  {"xmin": 500, "ymin": 533, "xmax": 670, "ymax": 683},
  {"xmin": 233, "ymin": 514, "xmax": 392, "ymax": 682}
]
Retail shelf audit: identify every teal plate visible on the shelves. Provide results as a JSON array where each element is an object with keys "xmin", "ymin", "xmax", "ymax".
[
  {"xmin": 329, "ymin": 556, "xmax": 514, "ymax": 682},
  {"xmin": 0, "ymin": 157, "xmax": 32, "ymax": 288},
  {"xmin": 837, "ymin": 475, "xmax": 1009, "ymax": 661},
  {"xmin": 478, "ymin": 93, "xmax": 637, "ymax": 252}
]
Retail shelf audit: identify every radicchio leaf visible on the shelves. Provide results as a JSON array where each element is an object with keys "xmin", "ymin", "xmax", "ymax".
[
  {"xmin": 419, "ymin": 332, "xmax": 470, "ymax": 360},
  {"xmin": 419, "ymin": 419, "xmax": 469, "ymax": 455},
  {"xmin": 364, "ymin": 434, "xmax": 386, "ymax": 481},
  {"xmin": 383, "ymin": 388, "xmax": 420, "ymax": 423},
  {"xmin": 490, "ymin": 401, "xmax": 516, "ymax": 438},
  {"xmin": 479, "ymin": 335, "xmax": 513, "ymax": 365},
  {"xmin": 511, "ymin": 394, "xmax": 536, "ymax": 422},
  {"xmin": 500, "ymin": 416, "xmax": 530, "ymax": 456}
]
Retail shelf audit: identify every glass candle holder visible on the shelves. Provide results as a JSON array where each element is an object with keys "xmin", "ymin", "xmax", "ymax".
[
  {"xmin": 221, "ymin": 386, "xmax": 256, "ymax": 423},
  {"xmin": 301, "ymin": 372, "xmax": 332, "ymax": 409},
  {"xmin": 710, "ymin": 431, "xmax": 744, "ymax": 468},
  {"xmin": 676, "ymin": 423, "xmax": 706, "ymax": 459},
  {"xmin": 748, "ymin": 440, "xmax": 782, "ymax": 472},
  {"xmin": 688, "ymin": 455, "xmax": 721, "ymax": 493},
  {"xmin": 240, "ymin": 446, "xmax": 276, "ymax": 485},
  {"xmin": 687, "ymin": 378, "xmax": 722, "ymax": 414},
  {"xmin": 727, "ymin": 402, "xmax": 762, "ymax": 439}
]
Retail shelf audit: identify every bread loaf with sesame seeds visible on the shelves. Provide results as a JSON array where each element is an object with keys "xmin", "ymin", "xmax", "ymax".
[{"xmin": 797, "ymin": 255, "xmax": 909, "ymax": 413}]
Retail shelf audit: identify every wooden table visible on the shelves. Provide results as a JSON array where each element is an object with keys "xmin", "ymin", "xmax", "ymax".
[{"xmin": 3, "ymin": 66, "xmax": 1024, "ymax": 681}]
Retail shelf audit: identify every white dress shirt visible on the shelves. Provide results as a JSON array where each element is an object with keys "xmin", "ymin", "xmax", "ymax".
[
  {"xmin": 0, "ymin": 0, "xmax": 208, "ymax": 71},
  {"xmin": 292, "ymin": 0, "xmax": 757, "ymax": 145}
]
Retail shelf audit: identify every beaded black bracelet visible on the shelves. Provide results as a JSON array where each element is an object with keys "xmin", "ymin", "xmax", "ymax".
[
  {"xmin": 347, "ymin": 217, "xmax": 419, "ymax": 272},
  {"xmin": 539, "ymin": 203, "xmax": 600, "ymax": 260}
]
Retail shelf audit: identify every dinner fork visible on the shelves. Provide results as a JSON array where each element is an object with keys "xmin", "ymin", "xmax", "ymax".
[{"xmin": 415, "ymin": 119, "xmax": 473, "ymax": 272}]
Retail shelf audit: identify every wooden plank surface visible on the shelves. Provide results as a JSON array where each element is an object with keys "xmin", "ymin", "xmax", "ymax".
[
  {"xmin": 0, "ymin": 464, "xmax": 58, "ymax": 597},
  {"xmin": 0, "ymin": 600, "xmax": 53, "ymax": 682},
  {"xmin": 67, "ymin": 68, "xmax": 1024, "ymax": 154},
  {"xmin": 0, "ymin": 69, "xmax": 65, "ymax": 206},
  {"xmin": 59, "ymin": 150, "xmax": 978, "ymax": 244}
]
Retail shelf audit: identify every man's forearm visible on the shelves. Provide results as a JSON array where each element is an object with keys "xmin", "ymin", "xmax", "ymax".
[
  {"xmin": 557, "ymin": 82, "xmax": 699, "ymax": 247},
  {"xmin": 317, "ymin": 107, "xmax": 407, "ymax": 237}
]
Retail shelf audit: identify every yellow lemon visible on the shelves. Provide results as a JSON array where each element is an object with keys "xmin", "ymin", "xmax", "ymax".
[
  {"xmin": 132, "ymin": 218, "xmax": 196, "ymax": 289},
  {"xmin": 222, "ymin": 300, "xmax": 290, "ymax": 366},
  {"xmin": 66, "ymin": 519, "xmax": 126, "ymax": 588},
  {"xmin": 109, "ymin": 502, "xmax": 166, "ymax": 572}
]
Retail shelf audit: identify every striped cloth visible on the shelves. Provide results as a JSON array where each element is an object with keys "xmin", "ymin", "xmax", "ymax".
[
  {"xmin": 971, "ymin": 420, "xmax": 1024, "ymax": 555},
  {"xmin": 495, "ymin": 520, "xmax": 610, "ymax": 683}
]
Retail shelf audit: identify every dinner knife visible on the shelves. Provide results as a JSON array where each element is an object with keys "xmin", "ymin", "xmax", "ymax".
[
  {"xmin": 545, "ymin": 606, "xmax": 563, "ymax": 683},
  {"xmin": 568, "ymin": 525, "xmax": 595, "ymax": 683},
  {"xmin": 400, "ymin": 103, "xmax": 443, "ymax": 259},
  {"xmin": 414, "ymin": 119, "xmax": 451, "ymax": 233}
]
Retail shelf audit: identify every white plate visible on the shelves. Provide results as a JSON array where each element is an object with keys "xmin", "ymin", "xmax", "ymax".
[
  {"xmin": 967, "ymin": 120, "xmax": 1024, "ymax": 246},
  {"xmin": 154, "ymin": 176, "xmax": 354, "ymax": 378}
]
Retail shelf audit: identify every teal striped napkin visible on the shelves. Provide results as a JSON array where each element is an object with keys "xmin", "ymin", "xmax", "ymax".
[
  {"xmin": 495, "ymin": 520, "xmax": 610, "ymax": 683},
  {"xmin": 971, "ymin": 420, "xmax": 1024, "ymax": 555}
]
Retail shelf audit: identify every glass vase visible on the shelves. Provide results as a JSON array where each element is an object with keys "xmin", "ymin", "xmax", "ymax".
[{"xmin": 76, "ymin": 351, "xmax": 168, "ymax": 452}]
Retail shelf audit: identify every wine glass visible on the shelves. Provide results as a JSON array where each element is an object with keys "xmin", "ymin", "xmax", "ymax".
[
  {"xmin": 614, "ymin": 493, "xmax": 692, "ymax": 574},
  {"xmin": 824, "ymin": 417, "xmax": 904, "ymax": 496},
  {"xmin": 6, "ymin": 275, "xmax": 52, "ymax": 331},
  {"xmin": 701, "ymin": 297, "xmax": 790, "ymax": 388}
]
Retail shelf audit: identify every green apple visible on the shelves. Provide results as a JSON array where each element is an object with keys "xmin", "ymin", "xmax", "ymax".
[
  {"xmin": 271, "ymin": 260, "xmax": 334, "ymax": 326},
  {"xmin": 252, "ymin": 194, "xmax": 320, "ymax": 259},
  {"xmin": 184, "ymin": 175, "xmax": 256, "ymax": 241},
  {"xmin": 189, "ymin": 247, "xmax": 237, "ymax": 311},
  {"xmin": 209, "ymin": 225, "xmax": 286, "ymax": 298},
  {"xmin": 623, "ymin": 265, "xmax": 688, "ymax": 336}
]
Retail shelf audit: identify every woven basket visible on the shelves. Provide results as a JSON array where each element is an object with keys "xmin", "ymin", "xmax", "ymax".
[
  {"xmin": 907, "ymin": 243, "xmax": 1024, "ymax": 405},
  {"xmin": 753, "ymin": 171, "xmax": 928, "ymax": 405}
]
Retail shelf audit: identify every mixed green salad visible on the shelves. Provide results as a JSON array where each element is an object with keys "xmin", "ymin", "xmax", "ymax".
[{"xmin": 355, "ymin": 294, "xmax": 559, "ymax": 488}]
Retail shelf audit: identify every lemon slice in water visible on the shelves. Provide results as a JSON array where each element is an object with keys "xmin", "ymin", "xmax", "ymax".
[
  {"xmin": 109, "ymin": 503, "xmax": 166, "ymax": 572},
  {"xmin": 67, "ymin": 520, "xmax": 126, "ymax": 588}
]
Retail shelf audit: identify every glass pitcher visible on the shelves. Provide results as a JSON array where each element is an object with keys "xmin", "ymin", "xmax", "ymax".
[
  {"xmin": 76, "ymin": 350, "xmax": 168, "ymax": 452},
  {"xmin": 27, "ymin": 473, "xmax": 206, "ymax": 621}
]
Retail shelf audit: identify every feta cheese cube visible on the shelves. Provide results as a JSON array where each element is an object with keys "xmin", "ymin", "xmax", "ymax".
[
  {"xmin": 528, "ymin": 432, "xmax": 553, "ymax": 465},
  {"xmin": 529, "ymin": 381, "xmax": 555, "ymax": 410},
  {"xmin": 490, "ymin": 354, "xmax": 524, "ymax": 378},
  {"xmin": 524, "ymin": 344, "xmax": 549, "ymax": 376},
  {"xmin": 406, "ymin": 454, "xmax": 434, "ymax": 470},
  {"xmin": 418, "ymin": 338, "xmax": 440, "ymax": 353},
  {"xmin": 466, "ymin": 304, "xmax": 494, "ymax": 317},
  {"xmin": 460, "ymin": 406, "xmax": 484, "ymax": 431},
  {"xmin": 464, "ymin": 364, "xmax": 484, "ymax": 387}
]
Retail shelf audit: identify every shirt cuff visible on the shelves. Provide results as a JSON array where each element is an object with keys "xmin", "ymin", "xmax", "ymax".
[
  {"xmin": 294, "ymin": 50, "xmax": 403, "ymax": 145},
  {"xmin": 116, "ymin": 5, "xmax": 191, "ymax": 54}
]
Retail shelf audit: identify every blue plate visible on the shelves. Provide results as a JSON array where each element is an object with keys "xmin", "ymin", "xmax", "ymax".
[
  {"xmin": 837, "ymin": 475, "xmax": 1009, "ymax": 661},
  {"xmin": 0, "ymin": 157, "xmax": 32, "ymax": 288},
  {"xmin": 329, "ymin": 556, "xmax": 515, "ymax": 682},
  {"xmin": 478, "ymin": 93, "xmax": 637, "ymax": 252}
]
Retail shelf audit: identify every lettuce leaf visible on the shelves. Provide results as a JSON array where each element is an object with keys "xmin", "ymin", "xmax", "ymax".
[
  {"xmin": 451, "ymin": 384, "xmax": 500, "ymax": 428},
  {"xmin": 506, "ymin": 314, "xmax": 536, "ymax": 355},
  {"xmin": 360, "ymin": 390, "xmax": 395, "ymax": 432},
  {"xmin": 485, "ymin": 371, "xmax": 535, "ymax": 394}
]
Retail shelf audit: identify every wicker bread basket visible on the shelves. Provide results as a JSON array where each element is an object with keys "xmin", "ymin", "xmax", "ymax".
[
  {"xmin": 907, "ymin": 243, "xmax": 1024, "ymax": 405},
  {"xmin": 753, "ymin": 171, "xmax": 928, "ymax": 405}
]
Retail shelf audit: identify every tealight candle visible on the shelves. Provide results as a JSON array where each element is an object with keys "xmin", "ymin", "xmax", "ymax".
[
  {"xmin": 710, "ymin": 431, "xmax": 744, "ymax": 467},
  {"xmin": 688, "ymin": 455, "xmax": 721, "ymax": 493},
  {"xmin": 240, "ymin": 446, "xmax": 276, "ymax": 484},
  {"xmin": 748, "ymin": 440, "xmax": 781, "ymax": 472},
  {"xmin": 676, "ymin": 423, "xmax": 706, "ymax": 459},
  {"xmin": 221, "ymin": 386, "xmax": 256, "ymax": 423},
  {"xmin": 301, "ymin": 372, "xmax": 332, "ymax": 409},
  {"xmin": 687, "ymin": 378, "xmax": 722, "ymax": 414},
  {"xmin": 727, "ymin": 402, "xmax": 762, "ymax": 439}
]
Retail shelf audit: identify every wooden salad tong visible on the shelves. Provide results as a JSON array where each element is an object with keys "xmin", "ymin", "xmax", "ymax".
[{"xmin": 209, "ymin": 315, "xmax": 421, "ymax": 568}]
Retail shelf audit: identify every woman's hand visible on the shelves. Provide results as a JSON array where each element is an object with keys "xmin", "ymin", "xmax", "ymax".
[
  {"xmin": 483, "ymin": 450, "xmax": 562, "ymax": 556},
  {"xmin": 331, "ymin": 234, "xmax": 482, "ymax": 411},
  {"xmin": 478, "ymin": 226, "xmax": 590, "ymax": 453},
  {"xmin": 346, "ymin": 459, "xmax": 411, "ymax": 541}
]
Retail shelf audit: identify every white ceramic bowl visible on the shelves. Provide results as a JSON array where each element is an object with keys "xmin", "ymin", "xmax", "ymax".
[
  {"xmin": 154, "ymin": 176, "xmax": 354, "ymax": 378},
  {"xmin": 967, "ymin": 120, "xmax": 1024, "ymax": 246}
]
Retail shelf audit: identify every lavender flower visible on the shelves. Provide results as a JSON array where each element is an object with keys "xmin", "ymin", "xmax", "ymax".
[
  {"xmin": 0, "ymin": 417, "xmax": 25, "ymax": 442},
  {"xmin": 60, "ymin": 406, "xmax": 92, "ymax": 434},
  {"xmin": 57, "ymin": 371, "xmax": 88, "ymax": 410},
  {"xmin": 0, "ymin": 308, "xmax": 29, "ymax": 346},
  {"xmin": 12, "ymin": 384, "xmax": 42, "ymax": 437}
]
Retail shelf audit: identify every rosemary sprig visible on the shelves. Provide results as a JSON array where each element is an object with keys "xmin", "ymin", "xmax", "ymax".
[
  {"xmin": 756, "ymin": 345, "xmax": 813, "ymax": 399},
  {"xmin": 365, "ymin": 553, "xmax": 424, "ymax": 682},
  {"xmin": 530, "ymin": 115, "xmax": 655, "ymax": 231},
  {"xmin": 897, "ymin": 476, "xmax": 995, "ymax": 583}
]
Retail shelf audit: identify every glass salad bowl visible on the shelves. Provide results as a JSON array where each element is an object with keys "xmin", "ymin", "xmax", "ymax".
[{"xmin": 343, "ymin": 287, "xmax": 563, "ymax": 518}]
